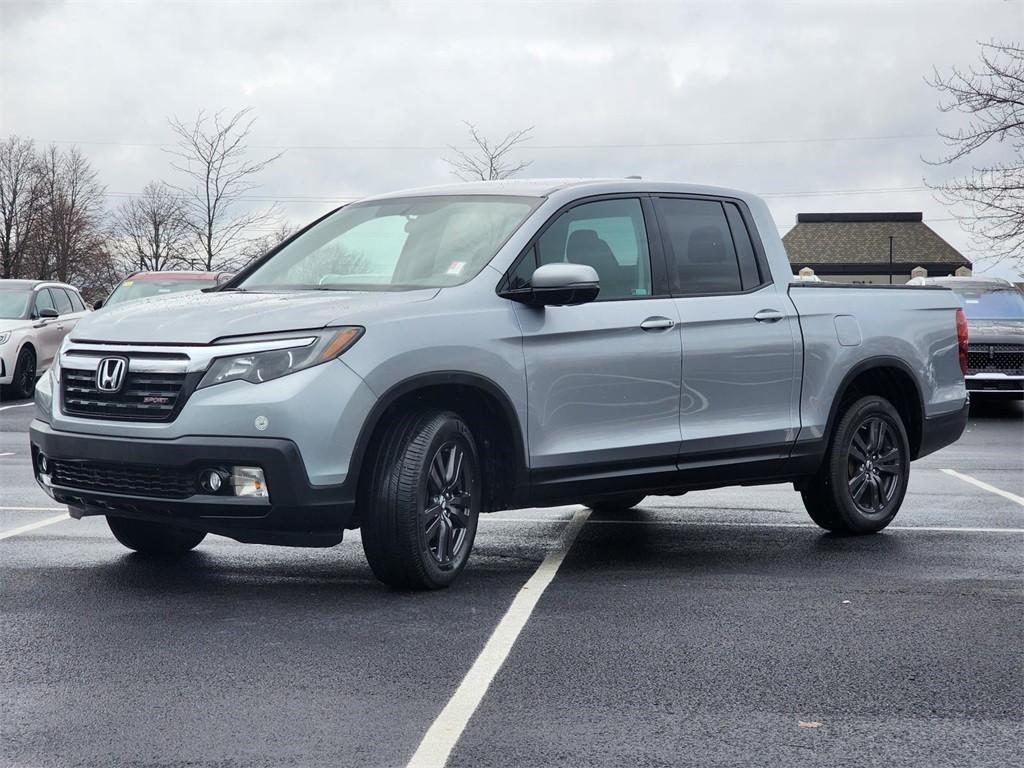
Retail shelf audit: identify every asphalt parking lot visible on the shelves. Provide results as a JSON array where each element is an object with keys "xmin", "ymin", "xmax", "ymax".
[{"xmin": 1, "ymin": 397, "xmax": 1021, "ymax": 768}]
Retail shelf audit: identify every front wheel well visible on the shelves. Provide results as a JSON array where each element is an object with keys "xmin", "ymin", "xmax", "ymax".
[
  {"xmin": 352, "ymin": 381, "xmax": 526, "ymax": 525},
  {"xmin": 832, "ymin": 365, "xmax": 924, "ymax": 459}
]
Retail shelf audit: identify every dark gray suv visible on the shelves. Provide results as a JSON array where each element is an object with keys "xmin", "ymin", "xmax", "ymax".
[{"xmin": 913, "ymin": 277, "xmax": 1024, "ymax": 398}]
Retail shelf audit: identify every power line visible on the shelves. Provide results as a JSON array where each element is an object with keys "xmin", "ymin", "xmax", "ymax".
[{"xmin": 40, "ymin": 133, "xmax": 937, "ymax": 152}]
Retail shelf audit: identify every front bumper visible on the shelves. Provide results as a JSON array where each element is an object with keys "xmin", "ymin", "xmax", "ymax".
[
  {"xmin": 0, "ymin": 349, "xmax": 13, "ymax": 384},
  {"xmin": 30, "ymin": 421, "xmax": 355, "ymax": 546},
  {"xmin": 965, "ymin": 373, "xmax": 1024, "ymax": 396}
]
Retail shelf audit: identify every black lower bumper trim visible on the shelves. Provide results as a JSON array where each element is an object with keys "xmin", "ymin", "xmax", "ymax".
[
  {"xmin": 916, "ymin": 400, "xmax": 970, "ymax": 459},
  {"xmin": 29, "ymin": 422, "xmax": 355, "ymax": 547}
]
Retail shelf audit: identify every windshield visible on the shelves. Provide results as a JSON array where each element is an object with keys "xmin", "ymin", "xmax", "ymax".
[
  {"xmin": 950, "ymin": 288, "xmax": 1024, "ymax": 320},
  {"xmin": 105, "ymin": 277, "xmax": 219, "ymax": 307},
  {"xmin": 0, "ymin": 291, "xmax": 31, "ymax": 319},
  {"xmin": 238, "ymin": 195, "xmax": 540, "ymax": 291}
]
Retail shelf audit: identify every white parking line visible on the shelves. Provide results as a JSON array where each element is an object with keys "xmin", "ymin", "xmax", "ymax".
[
  {"xmin": 0, "ymin": 401, "xmax": 33, "ymax": 412},
  {"xmin": 941, "ymin": 469, "xmax": 1024, "ymax": 507},
  {"xmin": 0, "ymin": 514, "xmax": 69, "ymax": 541},
  {"xmin": 0, "ymin": 506, "xmax": 64, "ymax": 511},
  {"xmin": 407, "ymin": 508, "xmax": 590, "ymax": 768},
  {"xmin": 481, "ymin": 517, "xmax": 1024, "ymax": 534},
  {"xmin": 0, "ymin": 452, "xmax": 14, "ymax": 457}
]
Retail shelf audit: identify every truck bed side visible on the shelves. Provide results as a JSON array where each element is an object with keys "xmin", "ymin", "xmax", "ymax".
[{"xmin": 787, "ymin": 282, "xmax": 968, "ymax": 452}]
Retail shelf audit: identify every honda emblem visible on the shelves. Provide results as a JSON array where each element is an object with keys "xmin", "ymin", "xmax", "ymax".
[{"xmin": 96, "ymin": 357, "xmax": 128, "ymax": 393}]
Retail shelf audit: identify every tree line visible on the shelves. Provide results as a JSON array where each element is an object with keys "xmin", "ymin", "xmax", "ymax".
[{"xmin": 0, "ymin": 108, "xmax": 290, "ymax": 301}]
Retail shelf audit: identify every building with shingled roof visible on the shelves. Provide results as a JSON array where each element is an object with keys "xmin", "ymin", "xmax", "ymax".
[{"xmin": 782, "ymin": 212, "xmax": 971, "ymax": 284}]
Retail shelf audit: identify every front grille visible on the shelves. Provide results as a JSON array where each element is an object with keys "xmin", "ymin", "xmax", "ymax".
[
  {"xmin": 50, "ymin": 459, "xmax": 195, "ymax": 499},
  {"xmin": 966, "ymin": 344, "xmax": 1024, "ymax": 375},
  {"xmin": 62, "ymin": 368, "xmax": 190, "ymax": 422}
]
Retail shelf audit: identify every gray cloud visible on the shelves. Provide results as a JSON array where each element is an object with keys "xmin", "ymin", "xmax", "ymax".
[{"xmin": 1, "ymin": 0, "xmax": 1020, "ymax": 277}]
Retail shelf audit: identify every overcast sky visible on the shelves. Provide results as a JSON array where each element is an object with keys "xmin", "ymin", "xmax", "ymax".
[{"xmin": 1, "ymin": 0, "xmax": 1021, "ymax": 278}]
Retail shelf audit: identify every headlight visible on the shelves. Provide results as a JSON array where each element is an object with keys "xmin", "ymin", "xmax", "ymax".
[
  {"xmin": 198, "ymin": 327, "xmax": 363, "ymax": 389},
  {"xmin": 0, "ymin": 332, "xmax": 10, "ymax": 344}
]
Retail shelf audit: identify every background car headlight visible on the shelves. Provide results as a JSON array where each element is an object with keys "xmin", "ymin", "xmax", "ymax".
[
  {"xmin": 0, "ymin": 331, "xmax": 10, "ymax": 344},
  {"xmin": 198, "ymin": 327, "xmax": 363, "ymax": 389}
]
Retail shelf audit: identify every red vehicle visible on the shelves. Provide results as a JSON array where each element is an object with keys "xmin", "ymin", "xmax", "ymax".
[{"xmin": 95, "ymin": 271, "xmax": 233, "ymax": 309}]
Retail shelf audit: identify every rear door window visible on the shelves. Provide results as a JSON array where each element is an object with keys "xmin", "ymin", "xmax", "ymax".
[
  {"xmin": 52, "ymin": 288, "xmax": 73, "ymax": 315},
  {"xmin": 67, "ymin": 290, "xmax": 86, "ymax": 312},
  {"xmin": 723, "ymin": 204, "xmax": 765, "ymax": 290},
  {"xmin": 655, "ymin": 198, "xmax": 745, "ymax": 295}
]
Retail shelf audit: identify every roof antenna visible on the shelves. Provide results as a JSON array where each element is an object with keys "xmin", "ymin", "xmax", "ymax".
[{"xmin": 625, "ymin": 175, "xmax": 642, "ymax": 179}]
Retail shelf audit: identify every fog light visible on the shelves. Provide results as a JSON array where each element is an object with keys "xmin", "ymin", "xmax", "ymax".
[
  {"xmin": 230, "ymin": 466, "xmax": 268, "ymax": 498},
  {"xmin": 199, "ymin": 469, "xmax": 226, "ymax": 494},
  {"xmin": 38, "ymin": 453, "xmax": 49, "ymax": 473}
]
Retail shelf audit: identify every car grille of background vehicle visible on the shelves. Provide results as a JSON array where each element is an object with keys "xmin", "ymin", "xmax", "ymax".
[{"xmin": 966, "ymin": 344, "xmax": 1024, "ymax": 375}]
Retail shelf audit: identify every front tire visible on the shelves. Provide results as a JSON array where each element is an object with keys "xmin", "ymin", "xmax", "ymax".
[
  {"xmin": 8, "ymin": 347, "xmax": 36, "ymax": 400},
  {"xmin": 361, "ymin": 410, "xmax": 481, "ymax": 589},
  {"xmin": 801, "ymin": 395, "xmax": 910, "ymax": 534},
  {"xmin": 107, "ymin": 516, "xmax": 206, "ymax": 555}
]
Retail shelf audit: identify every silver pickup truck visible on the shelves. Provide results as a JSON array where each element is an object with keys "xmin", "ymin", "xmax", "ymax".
[{"xmin": 29, "ymin": 180, "xmax": 969, "ymax": 588}]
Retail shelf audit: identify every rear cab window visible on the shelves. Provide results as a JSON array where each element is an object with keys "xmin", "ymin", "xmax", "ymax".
[{"xmin": 655, "ymin": 197, "xmax": 768, "ymax": 295}]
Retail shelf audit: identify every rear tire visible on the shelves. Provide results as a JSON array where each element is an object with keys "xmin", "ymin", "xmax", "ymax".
[
  {"xmin": 107, "ymin": 516, "xmax": 206, "ymax": 555},
  {"xmin": 360, "ymin": 409, "xmax": 481, "ymax": 590},
  {"xmin": 801, "ymin": 395, "xmax": 910, "ymax": 534},
  {"xmin": 581, "ymin": 493, "xmax": 646, "ymax": 514},
  {"xmin": 8, "ymin": 347, "xmax": 36, "ymax": 400}
]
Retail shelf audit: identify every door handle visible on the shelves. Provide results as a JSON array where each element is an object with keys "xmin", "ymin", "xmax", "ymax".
[
  {"xmin": 753, "ymin": 309, "xmax": 784, "ymax": 323},
  {"xmin": 640, "ymin": 317, "xmax": 675, "ymax": 331}
]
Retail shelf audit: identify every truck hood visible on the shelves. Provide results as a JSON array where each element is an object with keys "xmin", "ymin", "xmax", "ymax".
[
  {"xmin": 966, "ymin": 318, "xmax": 1024, "ymax": 344},
  {"xmin": 72, "ymin": 288, "xmax": 440, "ymax": 345}
]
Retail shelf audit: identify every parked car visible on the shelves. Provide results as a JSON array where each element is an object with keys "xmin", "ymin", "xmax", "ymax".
[
  {"xmin": 0, "ymin": 280, "xmax": 89, "ymax": 399},
  {"xmin": 95, "ymin": 270, "xmax": 233, "ymax": 309},
  {"xmin": 909, "ymin": 276, "xmax": 1023, "ymax": 398},
  {"xmin": 30, "ymin": 180, "xmax": 969, "ymax": 588}
]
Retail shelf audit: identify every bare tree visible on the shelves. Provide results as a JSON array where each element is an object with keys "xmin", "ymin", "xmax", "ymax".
[
  {"xmin": 33, "ymin": 144, "xmax": 107, "ymax": 284},
  {"xmin": 927, "ymin": 41, "xmax": 1024, "ymax": 268},
  {"xmin": 235, "ymin": 220, "xmax": 298, "ymax": 270},
  {"xmin": 0, "ymin": 136, "xmax": 44, "ymax": 279},
  {"xmin": 444, "ymin": 122, "xmax": 534, "ymax": 181},
  {"xmin": 166, "ymin": 108, "xmax": 282, "ymax": 271},
  {"xmin": 110, "ymin": 181, "xmax": 190, "ymax": 273}
]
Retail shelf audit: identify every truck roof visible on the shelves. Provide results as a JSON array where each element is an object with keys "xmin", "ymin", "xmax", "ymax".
[{"xmin": 360, "ymin": 178, "xmax": 754, "ymax": 203}]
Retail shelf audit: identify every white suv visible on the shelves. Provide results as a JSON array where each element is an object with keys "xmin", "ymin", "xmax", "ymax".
[{"xmin": 0, "ymin": 280, "xmax": 89, "ymax": 399}]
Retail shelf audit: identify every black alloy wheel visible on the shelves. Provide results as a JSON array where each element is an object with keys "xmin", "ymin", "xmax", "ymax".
[
  {"xmin": 423, "ymin": 441, "xmax": 474, "ymax": 567},
  {"xmin": 846, "ymin": 415, "xmax": 903, "ymax": 518},
  {"xmin": 800, "ymin": 395, "xmax": 910, "ymax": 534}
]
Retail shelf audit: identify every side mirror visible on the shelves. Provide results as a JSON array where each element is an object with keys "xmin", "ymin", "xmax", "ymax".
[
  {"xmin": 92, "ymin": 298, "xmax": 103, "ymax": 310},
  {"xmin": 502, "ymin": 263, "xmax": 600, "ymax": 307},
  {"xmin": 38, "ymin": 307, "xmax": 59, "ymax": 319}
]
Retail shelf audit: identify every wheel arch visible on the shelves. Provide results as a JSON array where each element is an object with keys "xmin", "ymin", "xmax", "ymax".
[
  {"xmin": 824, "ymin": 356, "xmax": 925, "ymax": 459},
  {"xmin": 348, "ymin": 371, "xmax": 529, "ymax": 524}
]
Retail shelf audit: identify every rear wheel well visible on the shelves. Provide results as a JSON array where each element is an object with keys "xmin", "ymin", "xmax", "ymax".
[
  {"xmin": 833, "ymin": 365, "xmax": 923, "ymax": 459},
  {"xmin": 353, "ymin": 382, "xmax": 524, "ymax": 524}
]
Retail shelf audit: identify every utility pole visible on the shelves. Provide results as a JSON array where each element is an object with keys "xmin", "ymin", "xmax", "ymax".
[{"xmin": 888, "ymin": 236, "xmax": 894, "ymax": 285}]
